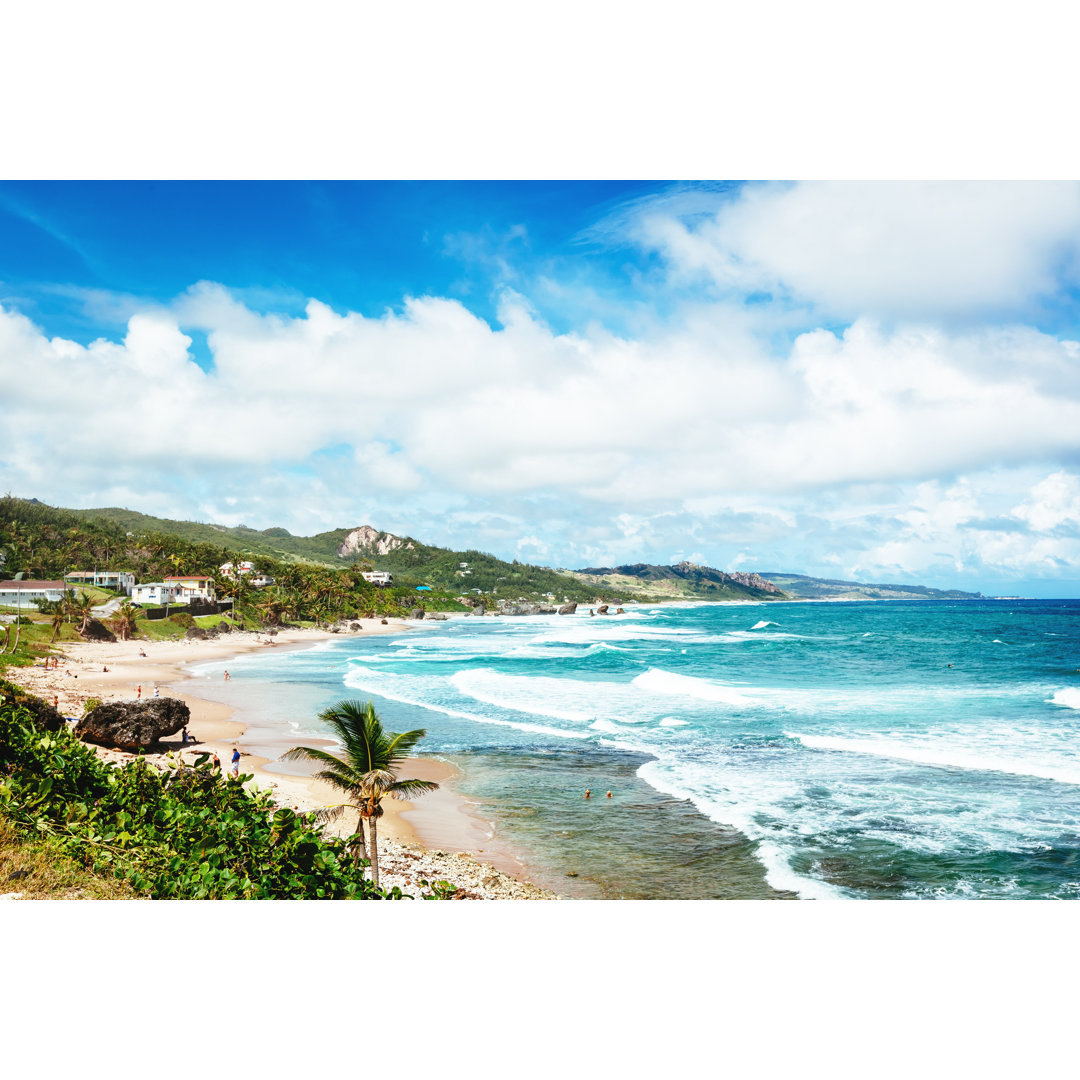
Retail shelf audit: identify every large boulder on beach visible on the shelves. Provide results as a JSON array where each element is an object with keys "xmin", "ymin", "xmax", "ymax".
[
  {"xmin": 596, "ymin": 604, "xmax": 610, "ymax": 615},
  {"xmin": 79, "ymin": 618, "xmax": 117, "ymax": 643},
  {"xmin": 426, "ymin": 612, "xmax": 448, "ymax": 620},
  {"xmin": 557, "ymin": 603, "xmax": 577, "ymax": 615},
  {"xmin": 74, "ymin": 697, "xmax": 191, "ymax": 751},
  {"xmin": 409, "ymin": 608, "xmax": 426, "ymax": 620}
]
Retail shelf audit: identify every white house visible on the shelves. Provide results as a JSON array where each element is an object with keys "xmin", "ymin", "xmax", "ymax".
[
  {"xmin": 64, "ymin": 570, "xmax": 135, "ymax": 594},
  {"xmin": 131, "ymin": 582, "xmax": 181, "ymax": 606},
  {"xmin": 219, "ymin": 561, "xmax": 256, "ymax": 578},
  {"xmin": 362, "ymin": 571, "xmax": 393, "ymax": 586},
  {"xmin": 164, "ymin": 575, "xmax": 216, "ymax": 603},
  {"xmin": 0, "ymin": 579, "xmax": 67, "ymax": 608}
]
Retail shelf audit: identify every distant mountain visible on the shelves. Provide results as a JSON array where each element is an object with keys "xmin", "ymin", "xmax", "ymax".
[
  {"xmin": 571, "ymin": 562, "xmax": 787, "ymax": 602},
  {"xmin": 758, "ymin": 572, "xmax": 982, "ymax": 601}
]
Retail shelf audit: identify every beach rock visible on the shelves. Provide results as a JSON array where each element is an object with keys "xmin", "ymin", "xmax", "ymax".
[
  {"xmin": 557, "ymin": 602, "xmax": 577, "ymax": 615},
  {"xmin": 74, "ymin": 697, "xmax": 191, "ymax": 751},
  {"xmin": 79, "ymin": 619, "xmax": 117, "ymax": 643},
  {"xmin": 185, "ymin": 627, "xmax": 208, "ymax": 639},
  {"xmin": 218, "ymin": 622, "xmax": 232, "ymax": 633},
  {"xmin": 349, "ymin": 622, "xmax": 363, "ymax": 631},
  {"xmin": 427, "ymin": 612, "xmax": 448, "ymax": 621},
  {"xmin": 497, "ymin": 601, "xmax": 544, "ymax": 616},
  {"xmin": 596, "ymin": 604, "xmax": 609, "ymax": 615},
  {"xmin": 616, "ymin": 607, "xmax": 625, "ymax": 614},
  {"xmin": 409, "ymin": 608, "xmax": 426, "ymax": 620}
]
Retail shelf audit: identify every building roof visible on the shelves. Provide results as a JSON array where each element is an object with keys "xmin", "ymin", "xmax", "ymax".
[
  {"xmin": 0, "ymin": 580, "xmax": 66, "ymax": 590},
  {"xmin": 165, "ymin": 575, "xmax": 212, "ymax": 582}
]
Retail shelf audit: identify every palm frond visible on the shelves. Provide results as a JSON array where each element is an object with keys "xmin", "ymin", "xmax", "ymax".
[
  {"xmin": 385, "ymin": 728, "xmax": 429, "ymax": 761},
  {"xmin": 389, "ymin": 778, "xmax": 440, "ymax": 800}
]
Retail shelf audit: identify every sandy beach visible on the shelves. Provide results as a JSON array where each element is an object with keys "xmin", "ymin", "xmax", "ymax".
[{"xmin": 5, "ymin": 621, "xmax": 554, "ymax": 900}]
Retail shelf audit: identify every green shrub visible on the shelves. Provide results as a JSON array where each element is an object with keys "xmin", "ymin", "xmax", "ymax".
[
  {"xmin": 83, "ymin": 698, "xmax": 102, "ymax": 714},
  {"xmin": 0, "ymin": 691, "xmax": 405, "ymax": 900},
  {"xmin": 168, "ymin": 611, "xmax": 195, "ymax": 629}
]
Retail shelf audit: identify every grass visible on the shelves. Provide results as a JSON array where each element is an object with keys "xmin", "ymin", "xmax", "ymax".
[
  {"xmin": 0, "ymin": 816, "xmax": 136, "ymax": 899},
  {"xmin": 132, "ymin": 618, "xmax": 186, "ymax": 641}
]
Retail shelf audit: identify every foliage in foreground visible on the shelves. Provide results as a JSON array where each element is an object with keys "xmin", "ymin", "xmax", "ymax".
[
  {"xmin": 0, "ymin": 815, "xmax": 136, "ymax": 899},
  {"xmin": 0, "ymin": 690, "xmax": 406, "ymax": 899}
]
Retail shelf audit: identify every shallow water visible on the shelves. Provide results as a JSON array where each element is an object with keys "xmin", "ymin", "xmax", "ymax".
[{"xmin": 185, "ymin": 599, "xmax": 1080, "ymax": 899}]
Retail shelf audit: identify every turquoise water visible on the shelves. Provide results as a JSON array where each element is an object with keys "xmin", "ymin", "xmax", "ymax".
[{"xmin": 191, "ymin": 600, "xmax": 1080, "ymax": 899}]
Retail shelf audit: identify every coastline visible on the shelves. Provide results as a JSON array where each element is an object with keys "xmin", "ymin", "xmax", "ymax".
[{"xmin": 3, "ymin": 622, "xmax": 555, "ymax": 900}]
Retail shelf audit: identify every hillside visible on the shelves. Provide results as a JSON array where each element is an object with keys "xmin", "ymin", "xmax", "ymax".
[
  {"xmin": 758, "ymin": 573, "xmax": 983, "ymax": 601},
  {"xmin": 571, "ymin": 562, "xmax": 787, "ymax": 602},
  {"xmin": 58, "ymin": 505, "xmax": 638, "ymax": 604},
  {"xmin": 64, "ymin": 507, "xmax": 356, "ymax": 565}
]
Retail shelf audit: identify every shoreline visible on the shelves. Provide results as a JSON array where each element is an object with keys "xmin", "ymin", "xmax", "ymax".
[{"xmin": 3, "ymin": 623, "xmax": 555, "ymax": 900}]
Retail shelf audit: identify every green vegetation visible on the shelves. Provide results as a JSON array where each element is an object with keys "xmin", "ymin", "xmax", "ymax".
[
  {"xmin": 0, "ymin": 815, "xmax": 136, "ymax": 899},
  {"xmin": 571, "ymin": 562, "xmax": 787, "ymax": 602},
  {"xmin": 0, "ymin": 682, "xmax": 414, "ymax": 899},
  {"xmin": 757, "ymin": 573, "xmax": 983, "ymax": 601},
  {"xmin": 284, "ymin": 700, "xmax": 438, "ymax": 889},
  {"xmin": 49, "ymin": 499, "xmax": 642, "ymax": 603}
]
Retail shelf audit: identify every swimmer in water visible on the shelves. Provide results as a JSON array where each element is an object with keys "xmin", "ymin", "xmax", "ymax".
[
  {"xmin": 584, "ymin": 789, "xmax": 591, "ymax": 799},
  {"xmin": 606, "ymin": 790, "xmax": 612, "ymax": 798}
]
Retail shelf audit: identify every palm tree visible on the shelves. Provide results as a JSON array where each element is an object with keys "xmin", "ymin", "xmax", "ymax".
[
  {"xmin": 108, "ymin": 602, "xmax": 140, "ymax": 641},
  {"xmin": 282, "ymin": 700, "xmax": 438, "ymax": 889}
]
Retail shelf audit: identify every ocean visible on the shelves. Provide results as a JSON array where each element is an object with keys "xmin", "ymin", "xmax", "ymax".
[{"xmin": 185, "ymin": 599, "xmax": 1080, "ymax": 899}]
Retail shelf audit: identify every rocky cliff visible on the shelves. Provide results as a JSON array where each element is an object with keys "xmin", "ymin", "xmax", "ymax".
[{"xmin": 336, "ymin": 525, "xmax": 416, "ymax": 559}]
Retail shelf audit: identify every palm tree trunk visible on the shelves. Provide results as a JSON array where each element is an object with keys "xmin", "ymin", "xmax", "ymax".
[
  {"xmin": 353, "ymin": 809, "xmax": 368, "ymax": 865},
  {"xmin": 368, "ymin": 814, "xmax": 379, "ymax": 889}
]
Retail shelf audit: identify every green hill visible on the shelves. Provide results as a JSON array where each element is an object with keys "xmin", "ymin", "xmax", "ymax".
[
  {"xmin": 758, "ymin": 572, "xmax": 982, "ymax": 601},
  {"xmin": 570, "ymin": 562, "xmax": 787, "ymax": 602},
  {"xmin": 57, "ymin": 506, "xmax": 637, "ymax": 604}
]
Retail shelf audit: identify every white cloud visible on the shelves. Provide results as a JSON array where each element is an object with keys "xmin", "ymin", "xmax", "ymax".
[
  {"xmin": 627, "ymin": 181, "xmax": 1080, "ymax": 321},
  {"xmin": 5, "ymin": 269, "xmax": 1080, "ymax": 589},
  {"xmin": 1013, "ymin": 472, "xmax": 1080, "ymax": 531}
]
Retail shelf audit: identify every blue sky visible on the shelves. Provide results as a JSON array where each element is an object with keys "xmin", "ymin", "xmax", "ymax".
[{"xmin": 4, "ymin": 180, "xmax": 1080, "ymax": 596}]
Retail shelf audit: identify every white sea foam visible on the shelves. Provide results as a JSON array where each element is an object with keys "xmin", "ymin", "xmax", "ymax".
[
  {"xmin": 450, "ymin": 669, "xmax": 598, "ymax": 723},
  {"xmin": 635, "ymin": 758, "xmax": 850, "ymax": 899},
  {"xmin": 659, "ymin": 717, "xmax": 689, "ymax": 726},
  {"xmin": 632, "ymin": 667, "xmax": 759, "ymax": 707},
  {"xmin": 342, "ymin": 666, "xmax": 591, "ymax": 740},
  {"xmin": 788, "ymin": 732, "xmax": 1080, "ymax": 786},
  {"xmin": 1049, "ymin": 688, "xmax": 1080, "ymax": 710},
  {"xmin": 750, "ymin": 620, "xmax": 779, "ymax": 630}
]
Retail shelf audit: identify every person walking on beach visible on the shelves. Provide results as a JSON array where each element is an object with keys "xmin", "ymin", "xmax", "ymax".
[
  {"xmin": 224, "ymin": 670, "xmax": 230, "ymax": 681},
  {"xmin": 212, "ymin": 753, "xmax": 221, "ymax": 773},
  {"xmin": 230, "ymin": 747, "xmax": 240, "ymax": 778},
  {"xmin": 136, "ymin": 684, "xmax": 142, "ymax": 699},
  {"xmin": 153, "ymin": 686, "xmax": 160, "ymax": 698}
]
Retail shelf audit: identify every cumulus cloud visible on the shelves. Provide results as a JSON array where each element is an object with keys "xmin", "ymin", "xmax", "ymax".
[
  {"xmin": 623, "ymin": 181, "xmax": 1080, "ymax": 322},
  {"xmin": 5, "ymin": 203, "xmax": 1080, "ymax": 590}
]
